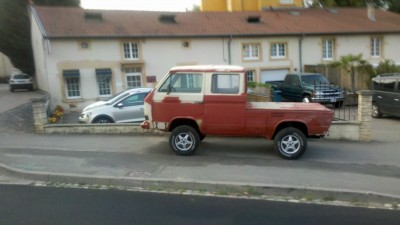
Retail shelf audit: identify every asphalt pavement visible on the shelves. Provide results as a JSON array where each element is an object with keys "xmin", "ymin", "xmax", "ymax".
[{"xmin": 1, "ymin": 84, "xmax": 400, "ymax": 209}]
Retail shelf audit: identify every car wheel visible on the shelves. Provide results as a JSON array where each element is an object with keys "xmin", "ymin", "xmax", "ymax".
[
  {"xmin": 302, "ymin": 95, "xmax": 311, "ymax": 103},
  {"xmin": 93, "ymin": 117, "xmax": 113, "ymax": 123},
  {"xmin": 199, "ymin": 133, "xmax": 206, "ymax": 141},
  {"xmin": 274, "ymin": 127, "xmax": 307, "ymax": 160},
  {"xmin": 334, "ymin": 101, "xmax": 343, "ymax": 108},
  {"xmin": 371, "ymin": 103, "xmax": 382, "ymax": 118},
  {"xmin": 169, "ymin": 125, "xmax": 200, "ymax": 156}
]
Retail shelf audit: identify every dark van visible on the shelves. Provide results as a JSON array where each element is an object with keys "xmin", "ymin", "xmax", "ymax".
[{"xmin": 371, "ymin": 73, "xmax": 400, "ymax": 118}]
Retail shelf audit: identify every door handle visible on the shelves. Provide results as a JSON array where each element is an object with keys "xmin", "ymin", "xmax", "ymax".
[
  {"xmin": 395, "ymin": 99, "xmax": 399, "ymax": 102},
  {"xmin": 377, "ymin": 96, "xmax": 383, "ymax": 99}
]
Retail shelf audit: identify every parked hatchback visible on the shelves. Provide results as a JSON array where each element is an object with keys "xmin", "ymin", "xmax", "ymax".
[
  {"xmin": 9, "ymin": 73, "xmax": 33, "ymax": 92},
  {"xmin": 79, "ymin": 88, "xmax": 152, "ymax": 123},
  {"xmin": 371, "ymin": 73, "xmax": 400, "ymax": 118}
]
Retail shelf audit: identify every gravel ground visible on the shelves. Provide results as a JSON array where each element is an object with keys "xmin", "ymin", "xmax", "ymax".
[{"xmin": 0, "ymin": 102, "xmax": 35, "ymax": 133}]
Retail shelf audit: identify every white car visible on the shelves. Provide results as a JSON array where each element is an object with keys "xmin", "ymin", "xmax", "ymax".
[
  {"xmin": 79, "ymin": 88, "xmax": 152, "ymax": 124},
  {"xmin": 9, "ymin": 73, "xmax": 33, "ymax": 92}
]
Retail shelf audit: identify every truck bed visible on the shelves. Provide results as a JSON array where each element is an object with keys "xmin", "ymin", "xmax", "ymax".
[{"xmin": 246, "ymin": 101, "xmax": 332, "ymax": 112}]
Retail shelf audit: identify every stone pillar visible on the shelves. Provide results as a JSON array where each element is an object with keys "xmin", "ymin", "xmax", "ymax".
[
  {"xmin": 32, "ymin": 96, "xmax": 49, "ymax": 134},
  {"xmin": 357, "ymin": 90, "xmax": 373, "ymax": 142}
]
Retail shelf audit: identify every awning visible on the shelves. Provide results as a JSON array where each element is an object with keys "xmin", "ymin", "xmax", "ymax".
[
  {"xmin": 63, "ymin": 70, "xmax": 80, "ymax": 77},
  {"xmin": 95, "ymin": 68, "xmax": 112, "ymax": 76}
]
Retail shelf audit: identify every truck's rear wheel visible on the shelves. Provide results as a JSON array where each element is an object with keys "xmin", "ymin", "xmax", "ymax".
[
  {"xmin": 274, "ymin": 127, "xmax": 307, "ymax": 160},
  {"xmin": 169, "ymin": 125, "xmax": 200, "ymax": 156}
]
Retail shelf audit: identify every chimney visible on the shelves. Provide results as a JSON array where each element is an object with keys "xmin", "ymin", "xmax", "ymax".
[{"xmin": 367, "ymin": 3, "xmax": 376, "ymax": 21}]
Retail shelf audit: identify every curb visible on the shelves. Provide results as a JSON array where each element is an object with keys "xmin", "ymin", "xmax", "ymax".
[{"xmin": 1, "ymin": 162, "xmax": 400, "ymax": 209}]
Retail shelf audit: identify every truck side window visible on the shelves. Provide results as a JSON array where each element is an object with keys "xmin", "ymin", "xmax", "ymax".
[
  {"xmin": 382, "ymin": 78, "xmax": 396, "ymax": 92},
  {"xmin": 211, "ymin": 73, "xmax": 239, "ymax": 94},
  {"xmin": 159, "ymin": 73, "xmax": 203, "ymax": 93}
]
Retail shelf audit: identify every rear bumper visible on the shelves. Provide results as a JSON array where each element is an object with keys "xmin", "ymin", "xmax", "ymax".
[{"xmin": 140, "ymin": 120, "xmax": 150, "ymax": 129}]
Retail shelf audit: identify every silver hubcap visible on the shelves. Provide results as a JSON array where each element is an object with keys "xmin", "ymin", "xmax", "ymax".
[
  {"xmin": 280, "ymin": 135, "xmax": 300, "ymax": 155},
  {"xmin": 97, "ymin": 119, "xmax": 110, "ymax": 123},
  {"xmin": 174, "ymin": 133, "xmax": 194, "ymax": 151},
  {"xmin": 372, "ymin": 105, "xmax": 379, "ymax": 116}
]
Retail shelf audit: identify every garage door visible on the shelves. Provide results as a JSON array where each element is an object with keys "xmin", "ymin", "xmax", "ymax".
[{"xmin": 260, "ymin": 69, "xmax": 289, "ymax": 83}]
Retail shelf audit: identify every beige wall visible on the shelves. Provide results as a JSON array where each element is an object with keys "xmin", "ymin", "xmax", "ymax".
[{"xmin": 0, "ymin": 52, "xmax": 13, "ymax": 79}]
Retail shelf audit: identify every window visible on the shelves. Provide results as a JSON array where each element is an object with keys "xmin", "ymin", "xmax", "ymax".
[
  {"xmin": 125, "ymin": 67, "xmax": 142, "ymax": 89},
  {"xmin": 243, "ymin": 43, "xmax": 260, "ymax": 60},
  {"xmin": 63, "ymin": 70, "xmax": 81, "ymax": 99},
  {"xmin": 246, "ymin": 70, "xmax": 255, "ymax": 82},
  {"xmin": 211, "ymin": 74, "xmax": 239, "ymax": 94},
  {"xmin": 270, "ymin": 43, "xmax": 286, "ymax": 59},
  {"xmin": 123, "ymin": 42, "xmax": 139, "ymax": 60},
  {"xmin": 159, "ymin": 73, "xmax": 203, "ymax": 93},
  {"xmin": 121, "ymin": 93, "xmax": 147, "ymax": 107},
  {"xmin": 96, "ymin": 69, "xmax": 112, "ymax": 96},
  {"xmin": 322, "ymin": 39, "xmax": 334, "ymax": 60},
  {"xmin": 382, "ymin": 78, "xmax": 396, "ymax": 92},
  {"xmin": 371, "ymin": 37, "xmax": 381, "ymax": 57}
]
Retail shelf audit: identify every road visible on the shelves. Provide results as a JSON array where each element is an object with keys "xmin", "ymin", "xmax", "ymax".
[{"xmin": 1, "ymin": 184, "xmax": 399, "ymax": 225}]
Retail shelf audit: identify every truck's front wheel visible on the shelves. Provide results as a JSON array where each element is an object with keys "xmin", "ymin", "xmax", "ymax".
[
  {"xmin": 274, "ymin": 127, "xmax": 307, "ymax": 160},
  {"xmin": 169, "ymin": 125, "xmax": 200, "ymax": 156}
]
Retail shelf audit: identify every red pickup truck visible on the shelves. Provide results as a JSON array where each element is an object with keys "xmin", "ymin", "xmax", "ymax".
[{"xmin": 141, "ymin": 65, "xmax": 333, "ymax": 159}]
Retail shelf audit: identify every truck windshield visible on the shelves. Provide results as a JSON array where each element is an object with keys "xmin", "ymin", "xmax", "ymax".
[{"xmin": 301, "ymin": 75, "xmax": 329, "ymax": 86}]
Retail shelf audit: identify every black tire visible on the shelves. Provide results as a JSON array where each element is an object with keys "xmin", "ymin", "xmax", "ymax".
[
  {"xmin": 199, "ymin": 133, "xmax": 206, "ymax": 142},
  {"xmin": 169, "ymin": 125, "xmax": 200, "ymax": 156},
  {"xmin": 274, "ymin": 127, "xmax": 307, "ymax": 160},
  {"xmin": 93, "ymin": 117, "xmax": 113, "ymax": 123},
  {"xmin": 302, "ymin": 95, "xmax": 311, "ymax": 103},
  {"xmin": 371, "ymin": 103, "xmax": 382, "ymax": 118},
  {"xmin": 334, "ymin": 101, "xmax": 343, "ymax": 108}
]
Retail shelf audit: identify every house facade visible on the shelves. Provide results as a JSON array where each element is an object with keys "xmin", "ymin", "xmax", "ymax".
[{"xmin": 30, "ymin": 5, "xmax": 400, "ymax": 111}]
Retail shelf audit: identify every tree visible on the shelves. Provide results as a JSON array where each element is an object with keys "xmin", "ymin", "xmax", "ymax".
[
  {"xmin": 0, "ymin": 0, "xmax": 80, "ymax": 76},
  {"xmin": 330, "ymin": 54, "xmax": 370, "ymax": 93},
  {"xmin": 305, "ymin": 0, "xmax": 397, "ymax": 11}
]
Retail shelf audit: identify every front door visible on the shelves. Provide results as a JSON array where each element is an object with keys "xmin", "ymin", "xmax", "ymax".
[{"xmin": 113, "ymin": 93, "xmax": 147, "ymax": 123}]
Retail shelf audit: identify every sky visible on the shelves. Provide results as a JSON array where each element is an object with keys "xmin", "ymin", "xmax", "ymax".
[{"xmin": 81, "ymin": 0, "xmax": 201, "ymax": 11}]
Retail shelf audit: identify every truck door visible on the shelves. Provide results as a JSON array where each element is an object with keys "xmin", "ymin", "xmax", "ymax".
[
  {"xmin": 282, "ymin": 75, "xmax": 302, "ymax": 101},
  {"xmin": 152, "ymin": 72, "xmax": 204, "ymax": 123},
  {"xmin": 202, "ymin": 72, "xmax": 246, "ymax": 135}
]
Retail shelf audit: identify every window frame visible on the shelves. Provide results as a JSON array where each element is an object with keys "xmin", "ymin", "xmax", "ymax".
[
  {"xmin": 270, "ymin": 42, "xmax": 287, "ymax": 59},
  {"xmin": 211, "ymin": 73, "xmax": 240, "ymax": 94},
  {"xmin": 97, "ymin": 75, "xmax": 112, "ymax": 97},
  {"xmin": 65, "ymin": 76, "xmax": 81, "ymax": 99},
  {"xmin": 322, "ymin": 38, "xmax": 334, "ymax": 61},
  {"xmin": 158, "ymin": 73, "xmax": 203, "ymax": 93},
  {"xmin": 123, "ymin": 42, "xmax": 139, "ymax": 60},
  {"xmin": 371, "ymin": 36, "xmax": 382, "ymax": 58},
  {"xmin": 242, "ymin": 43, "xmax": 261, "ymax": 61},
  {"xmin": 246, "ymin": 70, "xmax": 255, "ymax": 82}
]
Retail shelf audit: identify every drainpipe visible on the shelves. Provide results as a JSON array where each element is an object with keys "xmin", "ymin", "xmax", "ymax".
[
  {"xmin": 228, "ymin": 35, "xmax": 233, "ymax": 65},
  {"xmin": 299, "ymin": 34, "xmax": 305, "ymax": 72}
]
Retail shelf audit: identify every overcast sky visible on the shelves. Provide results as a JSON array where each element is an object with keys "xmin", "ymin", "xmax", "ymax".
[{"xmin": 81, "ymin": 0, "xmax": 201, "ymax": 11}]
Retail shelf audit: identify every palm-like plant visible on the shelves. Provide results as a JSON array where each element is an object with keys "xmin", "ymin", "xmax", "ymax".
[{"xmin": 330, "ymin": 54, "xmax": 368, "ymax": 93}]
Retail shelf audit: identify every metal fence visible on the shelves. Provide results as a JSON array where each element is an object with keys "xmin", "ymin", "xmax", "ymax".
[{"xmin": 320, "ymin": 91, "xmax": 358, "ymax": 121}]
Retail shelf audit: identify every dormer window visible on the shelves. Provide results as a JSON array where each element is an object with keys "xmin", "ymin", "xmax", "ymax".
[
  {"xmin": 84, "ymin": 11, "xmax": 103, "ymax": 23},
  {"xmin": 159, "ymin": 14, "xmax": 176, "ymax": 24},
  {"xmin": 247, "ymin": 16, "xmax": 261, "ymax": 24}
]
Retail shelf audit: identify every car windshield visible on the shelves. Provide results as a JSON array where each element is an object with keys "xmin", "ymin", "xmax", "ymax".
[
  {"xmin": 301, "ymin": 75, "xmax": 329, "ymax": 86},
  {"xmin": 14, "ymin": 74, "xmax": 30, "ymax": 79},
  {"xmin": 106, "ymin": 91, "xmax": 132, "ymax": 104}
]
